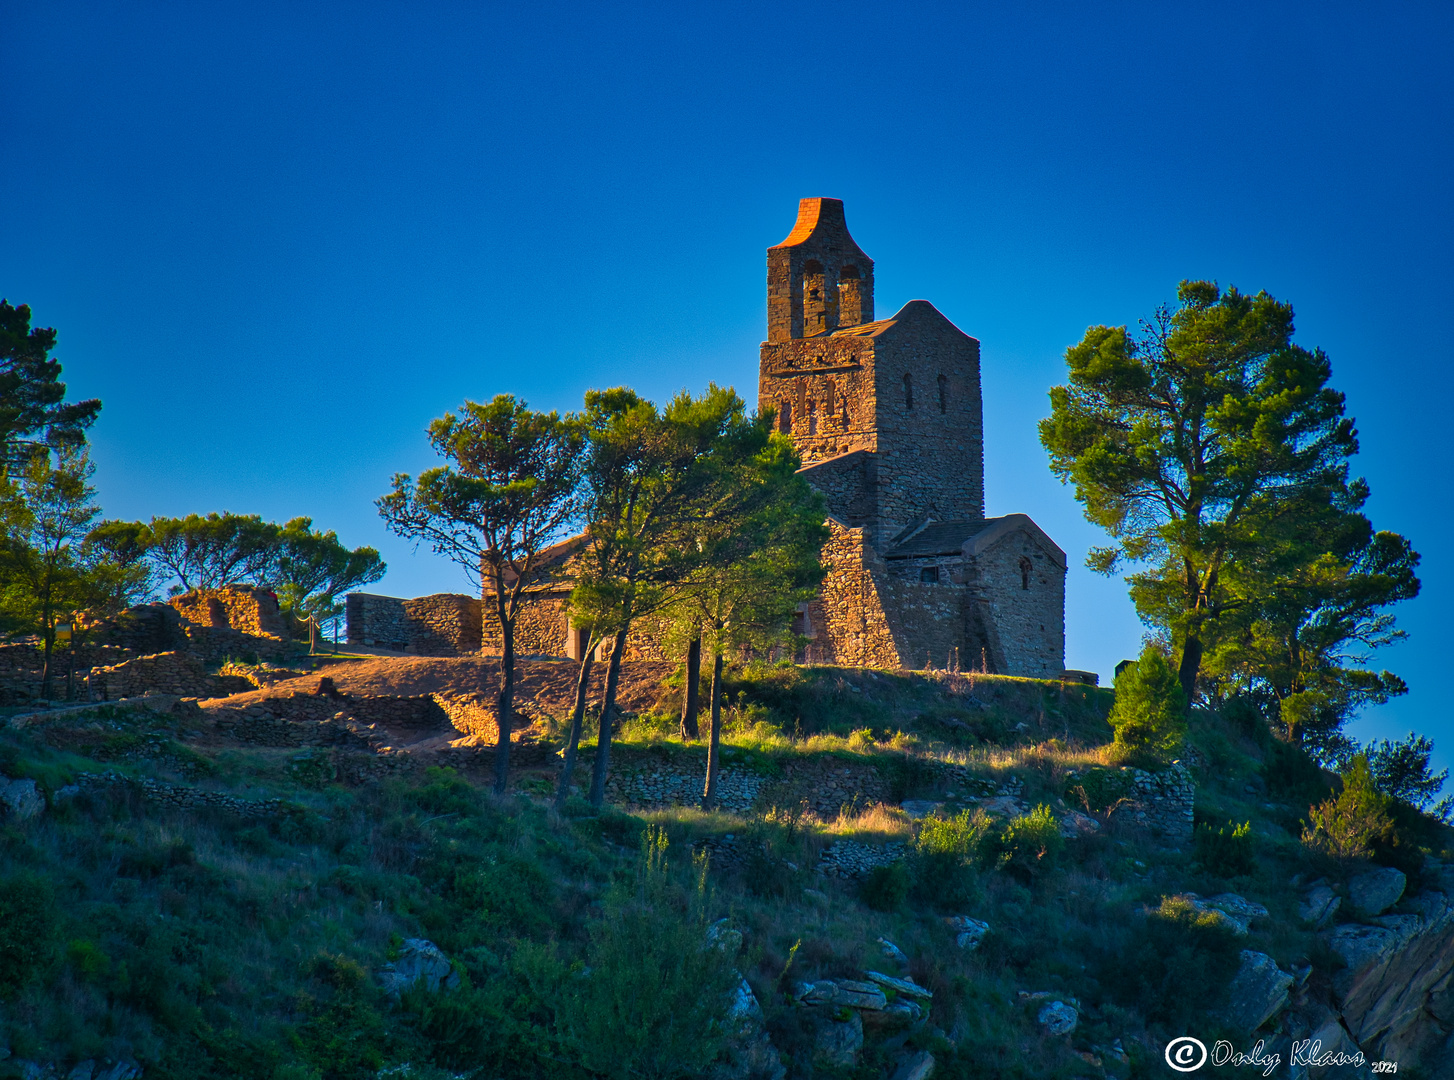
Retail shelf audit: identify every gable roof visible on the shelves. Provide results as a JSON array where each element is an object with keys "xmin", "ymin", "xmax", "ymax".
[
  {"xmin": 885, "ymin": 513, "xmax": 1066, "ymax": 569},
  {"xmin": 818, "ymin": 299, "xmax": 977, "ymax": 343}
]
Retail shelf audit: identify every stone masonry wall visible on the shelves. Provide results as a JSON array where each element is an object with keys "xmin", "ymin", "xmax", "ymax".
[
  {"xmin": 1111, "ymin": 763, "xmax": 1195, "ymax": 842},
  {"xmin": 974, "ymin": 529, "xmax": 1065, "ymax": 679},
  {"xmin": 868, "ymin": 302, "xmax": 984, "ymax": 538},
  {"xmin": 87, "ymin": 651, "xmax": 255, "ymax": 701},
  {"xmin": 171, "ymin": 585, "xmax": 289, "ymax": 639},
  {"xmin": 808, "ymin": 522, "xmax": 901, "ymax": 668},
  {"xmin": 482, "ymin": 590, "xmax": 570, "ymax": 657},
  {"xmin": 346, "ymin": 592, "xmax": 481, "ymax": 655}
]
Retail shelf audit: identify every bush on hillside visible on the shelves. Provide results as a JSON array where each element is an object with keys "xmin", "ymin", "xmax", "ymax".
[
  {"xmin": 860, "ymin": 862, "xmax": 910, "ymax": 911},
  {"xmin": 1264, "ymin": 737, "xmax": 1333, "ymax": 806},
  {"xmin": 1302, "ymin": 755, "xmax": 1396, "ymax": 864},
  {"xmin": 1194, "ymin": 820, "xmax": 1255, "ymax": 878},
  {"xmin": 552, "ymin": 826, "xmax": 740, "ymax": 1080},
  {"xmin": 0, "ymin": 871, "xmax": 56, "ymax": 994},
  {"xmin": 1103, "ymin": 895, "xmax": 1243, "ymax": 1030},
  {"xmin": 999, "ymin": 804, "xmax": 1065, "ymax": 878},
  {"xmin": 911, "ymin": 808, "xmax": 995, "ymax": 908},
  {"xmin": 1106, "ymin": 647, "xmax": 1187, "ymax": 765}
]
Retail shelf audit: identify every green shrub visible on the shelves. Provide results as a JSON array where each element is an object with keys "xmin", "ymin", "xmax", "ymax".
[
  {"xmin": 1195, "ymin": 820, "xmax": 1254, "ymax": 877},
  {"xmin": 860, "ymin": 862, "xmax": 910, "ymax": 911},
  {"xmin": 0, "ymin": 871, "xmax": 56, "ymax": 994},
  {"xmin": 1107, "ymin": 647, "xmax": 1187, "ymax": 763},
  {"xmin": 1302, "ymin": 754, "xmax": 1396, "ymax": 863},
  {"xmin": 291, "ymin": 953, "xmax": 393, "ymax": 1078},
  {"xmin": 410, "ymin": 767, "xmax": 478, "ymax": 818},
  {"xmin": 552, "ymin": 826, "xmax": 740, "ymax": 1080},
  {"xmin": 911, "ymin": 809, "xmax": 994, "ymax": 907},
  {"xmin": 999, "ymin": 804, "xmax": 1064, "ymax": 877},
  {"xmin": 1101, "ymin": 895, "xmax": 1242, "ymax": 1029}
]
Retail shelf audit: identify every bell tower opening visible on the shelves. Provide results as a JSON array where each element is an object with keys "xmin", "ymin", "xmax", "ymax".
[{"xmin": 766, "ymin": 198, "xmax": 875, "ymax": 342}]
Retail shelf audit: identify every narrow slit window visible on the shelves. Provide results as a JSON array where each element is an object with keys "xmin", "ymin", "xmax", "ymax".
[
  {"xmin": 779, "ymin": 399, "xmax": 792, "ymax": 434},
  {"xmin": 1019, "ymin": 555, "xmax": 1033, "ymax": 590},
  {"xmin": 904, "ymin": 373, "xmax": 913, "ymax": 409},
  {"xmin": 938, "ymin": 373, "xmax": 947, "ymax": 413}
]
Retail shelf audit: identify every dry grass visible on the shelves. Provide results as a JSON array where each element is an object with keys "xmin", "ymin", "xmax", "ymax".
[{"xmin": 821, "ymin": 801, "xmax": 913, "ymax": 843}]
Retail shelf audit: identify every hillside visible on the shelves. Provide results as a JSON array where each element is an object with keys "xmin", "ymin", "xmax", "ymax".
[{"xmin": 0, "ymin": 657, "xmax": 1449, "ymax": 1080}]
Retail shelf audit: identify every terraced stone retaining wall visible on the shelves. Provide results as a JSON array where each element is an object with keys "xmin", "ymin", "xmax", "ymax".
[{"xmin": 87, "ymin": 651, "xmax": 255, "ymax": 701}]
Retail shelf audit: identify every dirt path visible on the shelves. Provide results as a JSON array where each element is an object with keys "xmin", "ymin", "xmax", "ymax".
[{"xmin": 204, "ymin": 656, "xmax": 675, "ymax": 718}]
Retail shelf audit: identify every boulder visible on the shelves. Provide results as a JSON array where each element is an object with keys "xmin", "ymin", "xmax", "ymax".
[
  {"xmin": 864, "ymin": 970, "xmax": 933, "ymax": 1001},
  {"xmin": 1348, "ymin": 867, "xmax": 1406, "ymax": 917},
  {"xmin": 708, "ymin": 919, "xmax": 744, "ymax": 955},
  {"xmin": 728, "ymin": 976, "xmax": 764, "ymax": 1023},
  {"xmin": 803, "ymin": 978, "xmax": 887, "ymax": 1010},
  {"xmin": 0, "ymin": 776, "xmax": 43, "ymax": 821},
  {"xmin": 1036, "ymin": 1000, "xmax": 1078, "ymax": 1036},
  {"xmin": 1222, "ymin": 950, "xmax": 1294, "ymax": 1032},
  {"xmin": 945, "ymin": 915, "xmax": 989, "ymax": 950},
  {"xmin": 1203, "ymin": 893, "xmax": 1270, "ymax": 923},
  {"xmin": 1058, "ymin": 810, "xmax": 1101, "ymax": 838},
  {"xmin": 1328, "ymin": 921, "xmax": 1403, "ymax": 976},
  {"xmin": 890, "ymin": 1050, "xmax": 935, "ymax": 1080},
  {"xmin": 813, "ymin": 1009, "xmax": 864, "ymax": 1068},
  {"xmin": 1299, "ymin": 884, "xmax": 1341, "ymax": 928},
  {"xmin": 877, "ymin": 936, "xmax": 908, "ymax": 964},
  {"xmin": 376, "ymin": 938, "xmax": 459, "ymax": 996}
]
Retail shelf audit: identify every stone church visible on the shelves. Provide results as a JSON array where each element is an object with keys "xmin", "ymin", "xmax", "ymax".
[
  {"xmin": 347, "ymin": 198, "xmax": 1069, "ymax": 679},
  {"xmin": 760, "ymin": 198, "xmax": 1066, "ymax": 677}
]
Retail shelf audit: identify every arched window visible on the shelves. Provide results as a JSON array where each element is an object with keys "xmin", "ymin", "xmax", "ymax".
[
  {"xmin": 903, "ymin": 373, "xmax": 913, "ymax": 410},
  {"xmin": 806, "ymin": 400, "xmax": 818, "ymax": 435},
  {"xmin": 1019, "ymin": 555, "xmax": 1033, "ymax": 590},
  {"xmin": 779, "ymin": 399, "xmax": 793, "ymax": 434},
  {"xmin": 938, "ymin": 373, "xmax": 947, "ymax": 414}
]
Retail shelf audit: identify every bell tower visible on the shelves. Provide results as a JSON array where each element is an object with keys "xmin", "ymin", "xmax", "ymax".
[{"xmin": 766, "ymin": 198, "xmax": 875, "ymax": 342}]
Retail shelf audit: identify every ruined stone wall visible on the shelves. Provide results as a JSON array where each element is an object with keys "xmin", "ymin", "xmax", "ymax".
[
  {"xmin": 1109, "ymin": 763, "xmax": 1195, "ymax": 842},
  {"xmin": 974, "ymin": 530, "xmax": 1065, "ymax": 678},
  {"xmin": 0, "ymin": 643, "xmax": 141, "ymax": 704},
  {"xmin": 346, "ymin": 592, "xmax": 481, "ymax": 655},
  {"xmin": 170, "ymin": 586, "xmax": 288, "ymax": 639},
  {"xmin": 80, "ymin": 603, "xmax": 188, "ymax": 655},
  {"xmin": 87, "ymin": 651, "xmax": 255, "ymax": 701}
]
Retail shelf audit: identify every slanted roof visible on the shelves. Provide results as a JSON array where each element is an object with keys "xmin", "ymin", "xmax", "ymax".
[
  {"xmin": 886, "ymin": 519, "xmax": 992, "ymax": 557},
  {"xmin": 816, "ymin": 299, "xmax": 976, "ymax": 343},
  {"xmin": 886, "ymin": 513, "xmax": 1067, "ymax": 569}
]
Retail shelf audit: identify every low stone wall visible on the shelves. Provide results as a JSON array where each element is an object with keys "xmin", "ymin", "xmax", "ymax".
[
  {"xmin": 1110, "ymin": 763, "xmax": 1195, "ymax": 842},
  {"xmin": 68, "ymin": 771, "xmax": 301, "ymax": 820},
  {"xmin": 0, "ymin": 643, "xmax": 140, "ymax": 704},
  {"xmin": 599, "ymin": 750, "xmax": 893, "ymax": 817},
  {"xmin": 87, "ymin": 651, "xmax": 255, "ymax": 701}
]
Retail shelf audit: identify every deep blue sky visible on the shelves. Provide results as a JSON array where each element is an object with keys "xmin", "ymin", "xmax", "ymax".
[{"xmin": 3, "ymin": 2, "xmax": 1450, "ymax": 761}]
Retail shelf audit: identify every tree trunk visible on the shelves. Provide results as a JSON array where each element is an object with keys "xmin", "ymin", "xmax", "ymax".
[
  {"xmin": 680, "ymin": 634, "xmax": 702, "ymax": 740},
  {"xmin": 587, "ymin": 628, "xmax": 629, "ymax": 808},
  {"xmin": 493, "ymin": 594, "xmax": 516, "ymax": 796},
  {"xmin": 554, "ymin": 643, "xmax": 597, "ymax": 810},
  {"xmin": 40, "ymin": 626, "xmax": 54, "ymax": 701},
  {"xmin": 701, "ymin": 646, "xmax": 725, "ymax": 810},
  {"xmin": 1177, "ymin": 633, "xmax": 1203, "ymax": 708}
]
